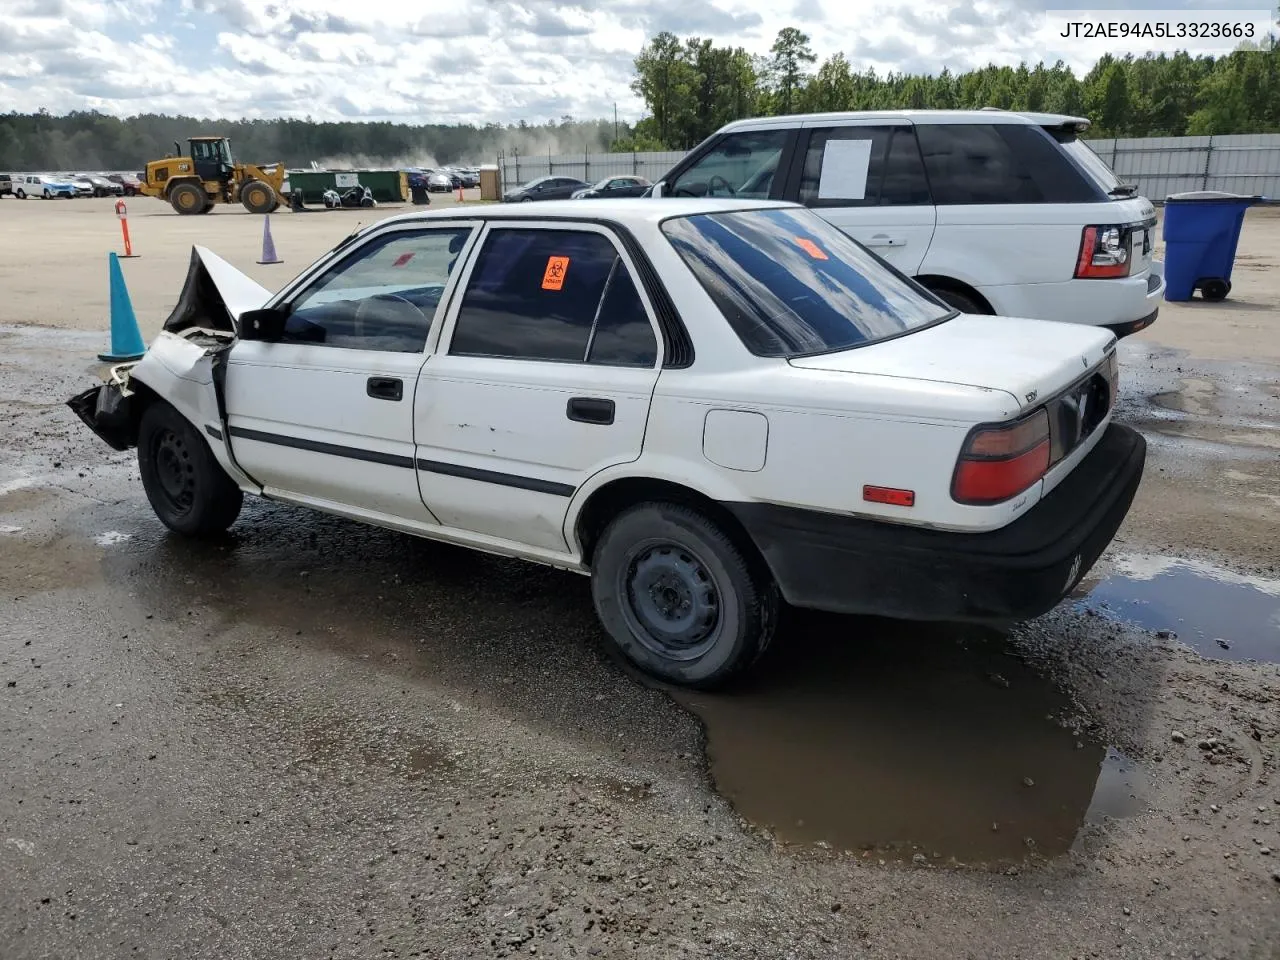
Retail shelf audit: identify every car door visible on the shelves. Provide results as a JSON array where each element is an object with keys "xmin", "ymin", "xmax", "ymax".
[
  {"xmin": 224, "ymin": 222, "xmax": 478, "ymax": 523},
  {"xmin": 414, "ymin": 221, "xmax": 663, "ymax": 553},
  {"xmin": 786, "ymin": 119, "xmax": 937, "ymax": 275}
]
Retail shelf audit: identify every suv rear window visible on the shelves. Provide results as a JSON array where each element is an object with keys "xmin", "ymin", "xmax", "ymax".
[
  {"xmin": 915, "ymin": 124, "xmax": 1106, "ymax": 205},
  {"xmin": 662, "ymin": 207, "xmax": 953, "ymax": 358}
]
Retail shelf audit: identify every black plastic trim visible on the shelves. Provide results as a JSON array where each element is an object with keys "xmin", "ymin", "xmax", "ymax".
[
  {"xmin": 727, "ymin": 422, "xmax": 1146, "ymax": 623},
  {"xmin": 1104, "ymin": 308, "xmax": 1158, "ymax": 339},
  {"xmin": 227, "ymin": 426, "xmax": 415, "ymax": 468},
  {"xmin": 205, "ymin": 425, "xmax": 223, "ymax": 440},
  {"xmin": 415, "ymin": 459, "xmax": 575, "ymax": 497}
]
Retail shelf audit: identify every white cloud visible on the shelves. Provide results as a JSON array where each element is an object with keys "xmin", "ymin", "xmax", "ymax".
[{"xmin": 0, "ymin": 0, "xmax": 1273, "ymax": 122}]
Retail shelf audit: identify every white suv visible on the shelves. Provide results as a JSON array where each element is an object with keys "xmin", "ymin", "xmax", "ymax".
[{"xmin": 651, "ymin": 110, "xmax": 1164, "ymax": 338}]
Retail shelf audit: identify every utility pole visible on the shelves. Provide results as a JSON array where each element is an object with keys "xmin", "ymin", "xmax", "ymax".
[{"xmin": 613, "ymin": 103, "xmax": 619, "ymax": 147}]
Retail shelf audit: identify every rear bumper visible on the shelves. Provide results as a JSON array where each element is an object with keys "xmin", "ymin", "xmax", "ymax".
[
  {"xmin": 729, "ymin": 422, "xmax": 1146, "ymax": 623},
  {"xmin": 978, "ymin": 264, "xmax": 1165, "ymax": 330}
]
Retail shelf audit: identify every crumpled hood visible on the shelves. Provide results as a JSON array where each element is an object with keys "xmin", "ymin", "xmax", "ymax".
[{"xmin": 161, "ymin": 245, "xmax": 272, "ymax": 335}]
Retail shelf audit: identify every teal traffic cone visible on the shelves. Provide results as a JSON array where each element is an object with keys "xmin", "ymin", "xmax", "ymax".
[
  {"xmin": 98, "ymin": 252, "xmax": 146, "ymax": 362},
  {"xmin": 257, "ymin": 214, "xmax": 282, "ymax": 264}
]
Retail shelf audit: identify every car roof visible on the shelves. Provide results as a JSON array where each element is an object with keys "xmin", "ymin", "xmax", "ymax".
[
  {"xmin": 718, "ymin": 108, "xmax": 1090, "ymax": 131},
  {"xmin": 372, "ymin": 197, "xmax": 795, "ymax": 230}
]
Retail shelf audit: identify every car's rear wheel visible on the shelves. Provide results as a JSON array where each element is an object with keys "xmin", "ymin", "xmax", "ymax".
[
  {"xmin": 590, "ymin": 502, "xmax": 778, "ymax": 689},
  {"xmin": 137, "ymin": 401, "xmax": 243, "ymax": 537},
  {"xmin": 926, "ymin": 286, "xmax": 988, "ymax": 314}
]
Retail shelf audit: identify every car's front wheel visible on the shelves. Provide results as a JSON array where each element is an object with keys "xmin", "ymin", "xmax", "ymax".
[
  {"xmin": 590, "ymin": 502, "xmax": 778, "ymax": 689},
  {"xmin": 137, "ymin": 401, "xmax": 243, "ymax": 537}
]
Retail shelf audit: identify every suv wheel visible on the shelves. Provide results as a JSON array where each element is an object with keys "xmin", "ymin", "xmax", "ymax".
[
  {"xmin": 927, "ymin": 286, "xmax": 988, "ymax": 314},
  {"xmin": 590, "ymin": 501, "xmax": 778, "ymax": 689},
  {"xmin": 137, "ymin": 401, "xmax": 243, "ymax": 537}
]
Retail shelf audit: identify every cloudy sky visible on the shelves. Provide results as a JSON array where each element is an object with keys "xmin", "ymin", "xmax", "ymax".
[{"xmin": 2, "ymin": 0, "xmax": 1274, "ymax": 124}]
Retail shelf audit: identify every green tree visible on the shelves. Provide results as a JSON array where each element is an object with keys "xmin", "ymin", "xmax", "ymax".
[{"xmin": 765, "ymin": 27, "xmax": 817, "ymax": 115}]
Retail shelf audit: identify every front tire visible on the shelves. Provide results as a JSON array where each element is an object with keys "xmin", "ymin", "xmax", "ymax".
[
  {"xmin": 240, "ymin": 179, "xmax": 275, "ymax": 214},
  {"xmin": 137, "ymin": 401, "xmax": 243, "ymax": 537},
  {"xmin": 590, "ymin": 502, "xmax": 778, "ymax": 689}
]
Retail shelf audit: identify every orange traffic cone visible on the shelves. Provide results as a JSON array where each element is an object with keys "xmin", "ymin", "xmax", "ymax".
[{"xmin": 257, "ymin": 214, "xmax": 282, "ymax": 264}]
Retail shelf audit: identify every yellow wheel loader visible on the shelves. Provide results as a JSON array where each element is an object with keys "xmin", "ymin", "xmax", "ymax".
[{"xmin": 138, "ymin": 137, "xmax": 289, "ymax": 215}]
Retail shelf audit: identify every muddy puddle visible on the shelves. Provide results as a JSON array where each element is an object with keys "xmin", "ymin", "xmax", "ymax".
[
  {"xmin": 674, "ymin": 616, "xmax": 1143, "ymax": 868},
  {"xmin": 1075, "ymin": 555, "xmax": 1280, "ymax": 664}
]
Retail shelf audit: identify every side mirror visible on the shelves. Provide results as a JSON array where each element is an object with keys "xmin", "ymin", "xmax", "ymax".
[
  {"xmin": 239, "ymin": 306, "xmax": 289, "ymax": 341},
  {"xmin": 650, "ymin": 181, "xmax": 666, "ymax": 198}
]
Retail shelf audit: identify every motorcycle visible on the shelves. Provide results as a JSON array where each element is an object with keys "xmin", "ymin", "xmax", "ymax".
[{"xmin": 322, "ymin": 185, "xmax": 377, "ymax": 209}]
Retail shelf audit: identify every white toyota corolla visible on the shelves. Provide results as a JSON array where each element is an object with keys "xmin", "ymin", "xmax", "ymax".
[{"xmin": 69, "ymin": 199, "xmax": 1146, "ymax": 688}]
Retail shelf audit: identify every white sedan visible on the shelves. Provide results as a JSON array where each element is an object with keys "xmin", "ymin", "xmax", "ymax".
[{"xmin": 68, "ymin": 199, "xmax": 1146, "ymax": 688}]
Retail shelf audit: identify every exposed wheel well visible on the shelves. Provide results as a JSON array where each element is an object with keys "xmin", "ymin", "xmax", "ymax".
[
  {"xmin": 113, "ymin": 379, "xmax": 163, "ymax": 448},
  {"xmin": 574, "ymin": 477, "xmax": 768, "ymax": 576},
  {"xmin": 914, "ymin": 275, "xmax": 995, "ymax": 314}
]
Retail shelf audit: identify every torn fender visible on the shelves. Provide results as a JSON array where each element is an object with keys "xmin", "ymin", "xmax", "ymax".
[{"xmin": 162, "ymin": 245, "xmax": 272, "ymax": 335}]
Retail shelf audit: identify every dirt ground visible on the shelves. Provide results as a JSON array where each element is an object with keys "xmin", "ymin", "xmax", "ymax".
[{"xmin": 1, "ymin": 197, "xmax": 1278, "ymax": 959}]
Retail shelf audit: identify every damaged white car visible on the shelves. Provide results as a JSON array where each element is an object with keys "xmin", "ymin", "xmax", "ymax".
[{"xmin": 68, "ymin": 199, "xmax": 1146, "ymax": 688}]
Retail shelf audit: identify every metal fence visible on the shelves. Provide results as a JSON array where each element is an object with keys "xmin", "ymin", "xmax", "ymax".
[
  {"xmin": 499, "ymin": 134, "xmax": 1280, "ymax": 200},
  {"xmin": 1086, "ymin": 134, "xmax": 1280, "ymax": 199},
  {"xmin": 497, "ymin": 151, "xmax": 685, "ymax": 193}
]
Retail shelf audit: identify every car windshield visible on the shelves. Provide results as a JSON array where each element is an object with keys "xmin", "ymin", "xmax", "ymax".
[{"xmin": 662, "ymin": 207, "xmax": 954, "ymax": 358}]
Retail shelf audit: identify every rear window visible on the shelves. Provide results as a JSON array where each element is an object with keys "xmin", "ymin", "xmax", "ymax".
[
  {"xmin": 1058, "ymin": 138, "xmax": 1126, "ymax": 193},
  {"xmin": 915, "ymin": 124, "xmax": 1107, "ymax": 205},
  {"xmin": 661, "ymin": 207, "xmax": 953, "ymax": 358}
]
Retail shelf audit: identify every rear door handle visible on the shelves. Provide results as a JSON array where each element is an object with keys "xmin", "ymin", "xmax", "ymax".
[
  {"xmin": 865, "ymin": 234, "xmax": 905, "ymax": 248},
  {"xmin": 566, "ymin": 397, "xmax": 615, "ymax": 425},
  {"xmin": 367, "ymin": 376, "xmax": 403, "ymax": 401}
]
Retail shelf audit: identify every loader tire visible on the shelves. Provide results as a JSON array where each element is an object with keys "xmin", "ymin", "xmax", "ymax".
[
  {"xmin": 241, "ymin": 180, "xmax": 275, "ymax": 215},
  {"xmin": 169, "ymin": 182, "xmax": 206, "ymax": 215}
]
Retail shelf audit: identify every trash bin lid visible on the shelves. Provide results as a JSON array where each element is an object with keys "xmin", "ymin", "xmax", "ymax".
[{"xmin": 1165, "ymin": 190, "xmax": 1263, "ymax": 203}]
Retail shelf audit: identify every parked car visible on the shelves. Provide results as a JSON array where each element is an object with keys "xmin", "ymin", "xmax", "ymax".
[
  {"xmin": 503, "ymin": 175, "xmax": 591, "ymax": 202},
  {"xmin": 13, "ymin": 174, "xmax": 74, "ymax": 199},
  {"xmin": 426, "ymin": 171, "xmax": 454, "ymax": 192},
  {"xmin": 85, "ymin": 174, "xmax": 125, "ymax": 197},
  {"xmin": 458, "ymin": 168, "xmax": 480, "ymax": 188},
  {"xmin": 648, "ymin": 109, "xmax": 1164, "ymax": 338},
  {"xmin": 57, "ymin": 174, "xmax": 95, "ymax": 197},
  {"xmin": 572, "ymin": 175, "xmax": 652, "ymax": 199},
  {"xmin": 107, "ymin": 173, "xmax": 142, "ymax": 196},
  {"xmin": 0, "ymin": 174, "xmax": 11, "ymax": 197},
  {"xmin": 66, "ymin": 198, "xmax": 1145, "ymax": 689}
]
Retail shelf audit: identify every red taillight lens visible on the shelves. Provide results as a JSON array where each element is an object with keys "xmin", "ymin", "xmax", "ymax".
[
  {"xmin": 1075, "ymin": 225, "xmax": 1132, "ymax": 278},
  {"xmin": 952, "ymin": 408, "xmax": 1051, "ymax": 505}
]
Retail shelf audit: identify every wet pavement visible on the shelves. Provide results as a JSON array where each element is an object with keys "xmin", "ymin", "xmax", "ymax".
[{"xmin": 3, "ymin": 322, "xmax": 1280, "ymax": 958}]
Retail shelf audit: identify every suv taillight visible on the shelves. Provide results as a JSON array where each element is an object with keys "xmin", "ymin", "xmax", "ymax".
[
  {"xmin": 952, "ymin": 408, "xmax": 1051, "ymax": 505},
  {"xmin": 1075, "ymin": 225, "xmax": 1132, "ymax": 278}
]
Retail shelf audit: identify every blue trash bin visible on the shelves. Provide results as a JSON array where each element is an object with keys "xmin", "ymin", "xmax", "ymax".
[{"xmin": 1161, "ymin": 191, "xmax": 1263, "ymax": 302}]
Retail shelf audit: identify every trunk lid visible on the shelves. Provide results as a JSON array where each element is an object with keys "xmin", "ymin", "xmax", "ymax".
[{"xmin": 788, "ymin": 314, "xmax": 1116, "ymax": 410}]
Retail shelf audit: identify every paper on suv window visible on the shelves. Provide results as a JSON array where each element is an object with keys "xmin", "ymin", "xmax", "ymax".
[{"xmin": 818, "ymin": 139, "xmax": 872, "ymax": 200}]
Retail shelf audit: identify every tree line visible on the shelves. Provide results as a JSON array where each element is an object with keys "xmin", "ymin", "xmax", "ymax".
[
  {"xmin": 621, "ymin": 27, "xmax": 1280, "ymax": 150},
  {"xmin": 1, "ymin": 26, "xmax": 1277, "ymax": 171},
  {"xmin": 0, "ymin": 112, "xmax": 624, "ymax": 173}
]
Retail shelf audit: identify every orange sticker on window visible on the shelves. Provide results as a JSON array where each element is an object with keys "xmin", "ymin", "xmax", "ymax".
[
  {"xmin": 795, "ymin": 237, "xmax": 828, "ymax": 260},
  {"xmin": 392, "ymin": 252, "xmax": 415, "ymax": 267},
  {"xmin": 542, "ymin": 255, "xmax": 570, "ymax": 291}
]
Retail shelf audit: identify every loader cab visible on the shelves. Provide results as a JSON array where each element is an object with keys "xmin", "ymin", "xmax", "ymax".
[{"xmin": 190, "ymin": 137, "xmax": 234, "ymax": 184}]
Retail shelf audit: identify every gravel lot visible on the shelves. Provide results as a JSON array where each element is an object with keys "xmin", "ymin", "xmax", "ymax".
[{"xmin": 2, "ymin": 197, "xmax": 1278, "ymax": 959}]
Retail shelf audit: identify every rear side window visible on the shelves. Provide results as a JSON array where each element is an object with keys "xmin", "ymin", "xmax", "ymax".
[
  {"xmin": 915, "ymin": 124, "xmax": 1106, "ymax": 205},
  {"xmin": 450, "ymin": 229, "xmax": 657, "ymax": 367},
  {"xmin": 799, "ymin": 126, "xmax": 931, "ymax": 207},
  {"xmin": 662, "ymin": 207, "xmax": 952, "ymax": 358}
]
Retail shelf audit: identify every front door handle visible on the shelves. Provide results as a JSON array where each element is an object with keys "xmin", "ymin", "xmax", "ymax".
[
  {"xmin": 367, "ymin": 376, "xmax": 403, "ymax": 401},
  {"xmin": 864, "ymin": 234, "xmax": 905, "ymax": 248},
  {"xmin": 566, "ymin": 397, "xmax": 615, "ymax": 425}
]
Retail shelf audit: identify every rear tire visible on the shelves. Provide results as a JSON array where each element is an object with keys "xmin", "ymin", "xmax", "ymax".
[
  {"xmin": 590, "ymin": 501, "xmax": 778, "ymax": 689},
  {"xmin": 926, "ymin": 285, "xmax": 988, "ymax": 314},
  {"xmin": 169, "ymin": 182, "xmax": 206, "ymax": 215},
  {"xmin": 240, "ymin": 179, "xmax": 275, "ymax": 214},
  {"xmin": 137, "ymin": 401, "xmax": 243, "ymax": 537}
]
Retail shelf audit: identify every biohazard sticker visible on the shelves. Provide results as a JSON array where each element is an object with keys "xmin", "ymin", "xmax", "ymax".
[
  {"xmin": 542, "ymin": 255, "xmax": 570, "ymax": 290},
  {"xmin": 795, "ymin": 237, "xmax": 828, "ymax": 260}
]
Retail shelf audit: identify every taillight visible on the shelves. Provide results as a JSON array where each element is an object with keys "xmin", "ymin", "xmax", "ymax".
[
  {"xmin": 1075, "ymin": 225, "xmax": 1131, "ymax": 278},
  {"xmin": 952, "ymin": 408, "xmax": 1051, "ymax": 505}
]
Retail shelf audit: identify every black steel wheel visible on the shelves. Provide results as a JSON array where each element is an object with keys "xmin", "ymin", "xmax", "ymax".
[
  {"xmin": 590, "ymin": 501, "xmax": 778, "ymax": 689},
  {"xmin": 137, "ymin": 401, "xmax": 242, "ymax": 537}
]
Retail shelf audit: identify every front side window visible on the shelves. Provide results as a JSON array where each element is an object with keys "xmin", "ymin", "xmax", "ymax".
[
  {"xmin": 669, "ymin": 129, "xmax": 788, "ymax": 200},
  {"xmin": 662, "ymin": 207, "xmax": 952, "ymax": 357},
  {"xmin": 282, "ymin": 227, "xmax": 472, "ymax": 352},
  {"xmin": 450, "ymin": 228, "xmax": 658, "ymax": 366}
]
